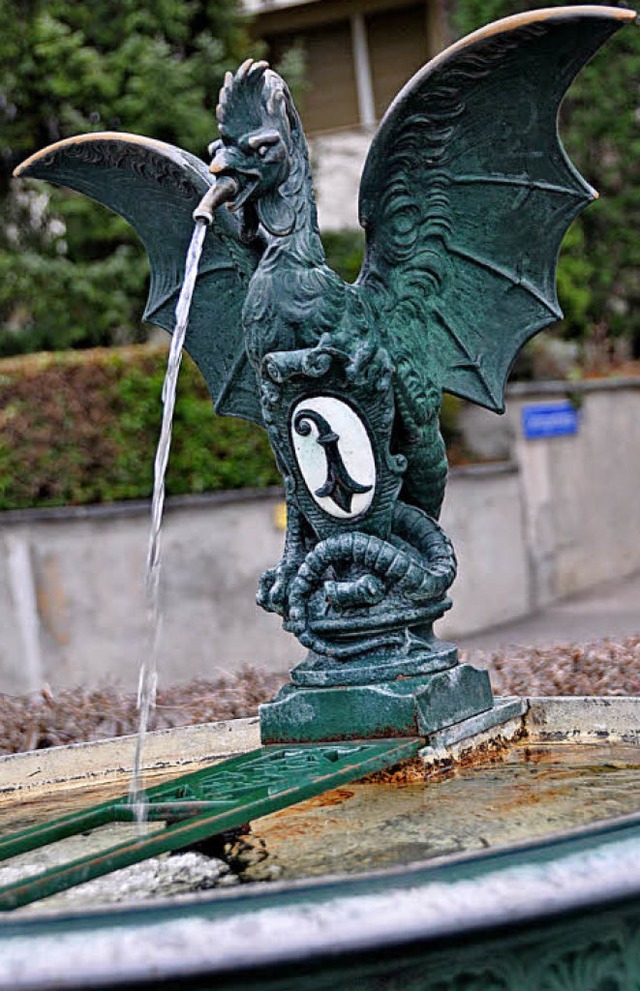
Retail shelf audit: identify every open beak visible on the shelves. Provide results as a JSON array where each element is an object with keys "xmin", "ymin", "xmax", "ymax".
[{"xmin": 208, "ymin": 149, "xmax": 260, "ymax": 213}]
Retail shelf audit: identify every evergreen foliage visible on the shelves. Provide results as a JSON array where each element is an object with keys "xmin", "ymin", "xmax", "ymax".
[
  {"xmin": 0, "ymin": 345, "xmax": 281, "ymax": 510},
  {"xmin": 4, "ymin": 2, "xmax": 636, "ymax": 358},
  {"xmin": 453, "ymin": 0, "xmax": 640, "ymax": 357},
  {"xmin": 321, "ymin": 229, "xmax": 366, "ymax": 285},
  {"xmin": 0, "ymin": 0, "xmax": 257, "ymax": 354}
]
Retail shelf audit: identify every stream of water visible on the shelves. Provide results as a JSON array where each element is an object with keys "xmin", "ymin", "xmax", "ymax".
[{"xmin": 129, "ymin": 220, "xmax": 208, "ymax": 825}]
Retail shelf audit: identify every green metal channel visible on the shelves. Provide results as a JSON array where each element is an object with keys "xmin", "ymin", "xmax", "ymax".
[{"xmin": 0, "ymin": 737, "xmax": 421, "ymax": 912}]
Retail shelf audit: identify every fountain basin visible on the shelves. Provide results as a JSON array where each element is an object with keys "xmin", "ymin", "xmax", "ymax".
[{"xmin": 2, "ymin": 697, "xmax": 640, "ymax": 989}]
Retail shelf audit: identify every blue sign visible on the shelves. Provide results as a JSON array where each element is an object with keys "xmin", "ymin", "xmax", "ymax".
[{"xmin": 522, "ymin": 401, "xmax": 579, "ymax": 440}]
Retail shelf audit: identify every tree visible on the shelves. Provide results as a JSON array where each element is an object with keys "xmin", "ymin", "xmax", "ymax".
[
  {"xmin": 453, "ymin": 0, "xmax": 640, "ymax": 361},
  {"xmin": 0, "ymin": 0, "xmax": 256, "ymax": 354}
]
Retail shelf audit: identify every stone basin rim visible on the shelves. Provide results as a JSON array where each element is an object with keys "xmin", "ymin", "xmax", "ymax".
[
  {"xmin": 1, "ymin": 816, "xmax": 640, "ymax": 990},
  {"xmin": 2, "ymin": 695, "xmax": 640, "ymax": 988},
  {"xmin": 3, "ymin": 694, "xmax": 640, "ymax": 797}
]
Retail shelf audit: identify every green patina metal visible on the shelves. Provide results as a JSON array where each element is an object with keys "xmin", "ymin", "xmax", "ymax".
[
  {"xmin": 7, "ymin": 4, "xmax": 635, "ymax": 915},
  {"xmin": 3, "ymin": 791, "xmax": 640, "ymax": 987},
  {"xmin": 13, "ymin": 6, "xmax": 633, "ymax": 743},
  {"xmin": 0, "ymin": 738, "xmax": 420, "ymax": 911}
]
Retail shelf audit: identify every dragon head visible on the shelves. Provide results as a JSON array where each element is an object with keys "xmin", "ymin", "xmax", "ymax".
[{"xmin": 208, "ymin": 59, "xmax": 296, "ymax": 238}]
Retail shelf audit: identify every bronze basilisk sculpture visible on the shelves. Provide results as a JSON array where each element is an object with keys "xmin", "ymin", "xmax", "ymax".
[{"xmin": 15, "ymin": 6, "xmax": 634, "ymax": 741}]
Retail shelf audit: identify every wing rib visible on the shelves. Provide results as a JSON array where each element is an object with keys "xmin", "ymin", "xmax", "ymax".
[
  {"xmin": 356, "ymin": 7, "xmax": 633, "ymax": 411},
  {"xmin": 14, "ymin": 132, "xmax": 264, "ymax": 426},
  {"xmin": 447, "ymin": 243, "xmax": 562, "ymax": 319},
  {"xmin": 431, "ymin": 310, "xmax": 502, "ymax": 409},
  {"xmin": 450, "ymin": 174, "xmax": 596, "ymax": 200}
]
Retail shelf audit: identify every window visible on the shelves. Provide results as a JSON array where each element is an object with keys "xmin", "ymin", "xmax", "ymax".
[
  {"xmin": 258, "ymin": 1, "xmax": 436, "ymax": 135},
  {"xmin": 368, "ymin": 4, "xmax": 428, "ymax": 119},
  {"xmin": 268, "ymin": 20, "xmax": 359, "ymax": 132}
]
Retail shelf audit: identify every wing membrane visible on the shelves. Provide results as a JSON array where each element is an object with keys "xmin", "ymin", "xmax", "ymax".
[
  {"xmin": 357, "ymin": 7, "xmax": 634, "ymax": 411},
  {"xmin": 15, "ymin": 132, "xmax": 263, "ymax": 425}
]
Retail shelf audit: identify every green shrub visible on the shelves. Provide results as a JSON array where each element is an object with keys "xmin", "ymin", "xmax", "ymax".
[
  {"xmin": 0, "ymin": 342, "xmax": 466, "ymax": 512},
  {"xmin": 0, "ymin": 345, "xmax": 280, "ymax": 511},
  {"xmin": 0, "ymin": 0, "xmax": 256, "ymax": 355},
  {"xmin": 321, "ymin": 229, "xmax": 365, "ymax": 285}
]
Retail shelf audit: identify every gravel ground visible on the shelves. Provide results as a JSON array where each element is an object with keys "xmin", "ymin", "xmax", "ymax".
[
  {"xmin": 475, "ymin": 635, "xmax": 640, "ymax": 697},
  {"xmin": 1, "ymin": 638, "xmax": 640, "ymax": 756},
  {"xmin": 0, "ymin": 667, "xmax": 285, "ymax": 756}
]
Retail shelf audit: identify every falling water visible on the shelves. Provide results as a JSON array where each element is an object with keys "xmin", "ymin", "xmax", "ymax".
[{"xmin": 129, "ymin": 220, "xmax": 208, "ymax": 826}]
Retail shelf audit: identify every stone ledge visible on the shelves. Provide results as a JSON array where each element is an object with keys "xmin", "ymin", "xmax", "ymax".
[
  {"xmin": 525, "ymin": 696, "xmax": 640, "ymax": 744},
  {"xmin": 0, "ymin": 487, "xmax": 284, "ymax": 527},
  {"xmin": 507, "ymin": 375, "xmax": 640, "ymax": 397},
  {"xmin": 3, "ymin": 697, "xmax": 640, "ymax": 799},
  {"xmin": 0, "ymin": 718, "xmax": 261, "ymax": 798}
]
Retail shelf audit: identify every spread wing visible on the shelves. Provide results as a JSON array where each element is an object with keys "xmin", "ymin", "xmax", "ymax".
[
  {"xmin": 357, "ymin": 6, "xmax": 635, "ymax": 412},
  {"xmin": 14, "ymin": 132, "xmax": 264, "ymax": 425}
]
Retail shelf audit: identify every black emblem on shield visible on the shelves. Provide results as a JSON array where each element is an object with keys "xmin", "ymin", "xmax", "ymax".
[{"xmin": 293, "ymin": 408, "xmax": 372, "ymax": 514}]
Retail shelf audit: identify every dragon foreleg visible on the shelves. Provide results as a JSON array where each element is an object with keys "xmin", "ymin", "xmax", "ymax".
[{"xmin": 256, "ymin": 491, "xmax": 309, "ymax": 617}]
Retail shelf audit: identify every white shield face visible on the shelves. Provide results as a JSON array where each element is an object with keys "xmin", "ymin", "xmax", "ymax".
[{"xmin": 291, "ymin": 396, "xmax": 376, "ymax": 519}]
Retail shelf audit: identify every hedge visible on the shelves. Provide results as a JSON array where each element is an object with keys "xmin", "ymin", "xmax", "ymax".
[
  {"xmin": 0, "ymin": 345, "xmax": 281, "ymax": 511},
  {"xmin": 0, "ymin": 343, "xmax": 464, "ymax": 512}
]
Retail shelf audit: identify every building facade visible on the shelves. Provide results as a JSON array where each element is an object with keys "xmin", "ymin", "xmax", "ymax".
[{"xmin": 245, "ymin": 0, "xmax": 447, "ymax": 229}]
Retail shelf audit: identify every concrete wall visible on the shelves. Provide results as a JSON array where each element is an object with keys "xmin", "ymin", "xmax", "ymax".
[
  {"xmin": 506, "ymin": 378, "xmax": 640, "ymax": 607},
  {"xmin": 460, "ymin": 377, "xmax": 640, "ymax": 608},
  {"xmin": 0, "ymin": 492, "xmax": 302, "ymax": 694},
  {"xmin": 1, "ymin": 379, "xmax": 638, "ymax": 693},
  {"xmin": 0, "ymin": 465, "xmax": 528, "ymax": 693},
  {"xmin": 438, "ymin": 464, "xmax": 530, "ymax": 640}
]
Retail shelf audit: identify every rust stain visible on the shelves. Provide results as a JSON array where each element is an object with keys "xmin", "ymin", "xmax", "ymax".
[
  {"xmin": 364, "ymin": 729, "xmax": 525, "ymax": 785},
  {"xmin": 255, "ymin": 788, "xmax": 357, "ymax": 843},
  {"xmin": 489, "ymin": 785, "xmax": 572, "ymax": 815},
  {"xmin": 252, "ymin": 819, "xmax": 328, "ymax": 843},
  {"xmin": 270, "ymin": 787, "xmax": 355, "ymax": 815},
  {"xmin": 297, "ymin": 787, "xmax": 355, "ymax": 808},
  {"xmin": 362, "ymin": 758, "xmax": 427, "ymax": 785}
]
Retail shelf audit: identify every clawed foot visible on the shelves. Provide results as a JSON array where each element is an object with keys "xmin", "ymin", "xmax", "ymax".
[{"xmin": 257, "ymin": 559, "xmax": 300, "ymax": 617}]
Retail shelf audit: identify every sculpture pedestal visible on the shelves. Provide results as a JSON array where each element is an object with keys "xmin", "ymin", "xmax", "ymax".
[{"xmin": 260, "ymin": 654, "xmax": 499, "ymax": 744}]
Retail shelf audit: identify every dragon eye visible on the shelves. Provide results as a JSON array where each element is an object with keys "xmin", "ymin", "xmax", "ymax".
[{"xmin": 247, "ymin": 132, "xmax": 279, "ymax": 156}]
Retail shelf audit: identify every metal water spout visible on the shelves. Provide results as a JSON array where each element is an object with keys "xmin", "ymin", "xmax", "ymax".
[{"xmin": 193, "ymin": 176, "xmax": 239, "ymax": 225}]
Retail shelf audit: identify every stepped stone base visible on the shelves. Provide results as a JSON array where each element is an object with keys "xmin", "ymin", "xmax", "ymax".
[{"xmin": 260, "ymin": 663, "xmax": 497, "ymax": 744}]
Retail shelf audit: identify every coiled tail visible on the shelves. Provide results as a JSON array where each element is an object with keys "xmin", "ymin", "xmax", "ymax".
[{"xmin": 285, "ymin": 502, "xmax": 456, "ymax": 657}]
